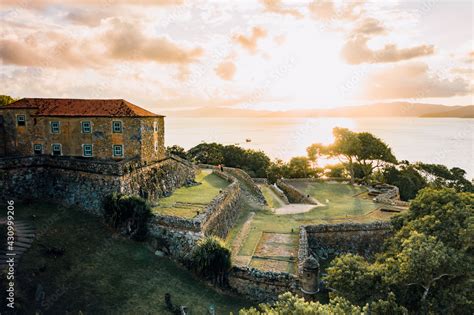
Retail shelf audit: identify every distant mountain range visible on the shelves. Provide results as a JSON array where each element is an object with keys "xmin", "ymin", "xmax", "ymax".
[{"xmin": 162, "ymin": 102, "xmax": 474, "ymax": 118}]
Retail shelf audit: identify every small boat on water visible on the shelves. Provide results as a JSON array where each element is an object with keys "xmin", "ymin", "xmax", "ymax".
[{"xmin": 245, "ymin": 138, "xmax": 252, "ymax": 143}]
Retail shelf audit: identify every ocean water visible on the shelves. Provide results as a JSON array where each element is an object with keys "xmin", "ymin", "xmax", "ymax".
[{"xmin": 165, "ymin": 117, "xmax": 474, "ymax": 179}]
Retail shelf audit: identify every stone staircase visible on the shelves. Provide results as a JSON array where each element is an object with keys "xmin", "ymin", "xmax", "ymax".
[{"xmin": 0, "ymin": 219, "xmax": 36, "ymax": 270}]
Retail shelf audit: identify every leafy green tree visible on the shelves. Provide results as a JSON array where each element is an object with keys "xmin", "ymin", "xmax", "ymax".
[
  {"xmin": 187, "ymin": 142, "xmax": 224, "ymax": 165},
  {"xmin": 287, "ymin": 156, "xmax": 315, "ymax": 178},
  {"xmin": 415, "ymin": 163, "xmax": 473, "ymax": 193},
  {"xmin": 239, "ymin": 292, "xmax": 407, "ymax": 314},
  {"xmin": 307, "ymin": 128, "xmax": 396, "ymax": 184},
  {"xmin": 266, "ymin": 159, "xmax": 289, "ymax": 183},
  {"xmin": 324, "ymin": 163, "xmax": 347, "ymax": 178},
  {"xmin": 381, "ymin": 164, "xmax": 427, "ymax": 201},
  {"xmin": 102, "ymin": 193, "xmax": 151, "ymax": 241},
  {"xmin": 324, "ymin": 188, "xmax": 474, "ymax": 314},
  {"xmin": 166, "ymin": 145, "xmax": 188, "ymax": 159},
  {"xmin": 0, "ymin": 95, "xmax": 16, "ymax": 106},
  {"xmin": 192, "ymin": 236, "xmax": 231, "ymax": 286}
]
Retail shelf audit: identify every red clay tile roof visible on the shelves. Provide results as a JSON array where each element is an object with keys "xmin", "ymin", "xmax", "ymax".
[{"xmin": 0, "ymin": 98, "xmax": 164, "ymax": 117}]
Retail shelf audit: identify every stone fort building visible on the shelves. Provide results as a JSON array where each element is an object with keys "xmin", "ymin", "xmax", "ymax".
[
  {"xmin": 0, "ymin": 98, "xmax": 195, "ymax": 213},
  {"xmin": 0, "ymin": 98, "xmax": 165, "ymax": 162}
]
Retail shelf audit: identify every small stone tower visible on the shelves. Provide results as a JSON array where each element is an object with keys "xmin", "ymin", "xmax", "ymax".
[{"xmin": 300, "ymin": 255, "xmax": 320, "ymax": 298}]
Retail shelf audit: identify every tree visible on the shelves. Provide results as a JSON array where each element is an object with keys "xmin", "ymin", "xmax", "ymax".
[
  {"xmin": 191, "ymin": 236, "xmax": 231, "ymax": 286},
  {"xmin": 187, "ymin": 142, "xmax": 224, "ymax": 165},
  {"xmin": 102, "ymin": 193, "xmax": 151, "ymax": 241},
  {"xmin": 307, "ymin": 128, "xmax": 396, "ymax": 184},
  {"xmin": 0, "ymin": 95, "xmax": 16, "ymax": 106},
  {"xmin": 324, "ymin": 188, "xmax": 474, "ymax": 314},
  {"xmin": 287, "ymin": 156, "xmax": 315, "ymax": 178},
  {"xmin": 239, "ymin": 292, "xmax": 407, "ymax": 314},
  {"xmin": 166, "ymin": 145, "xmax": 188, "ymax": 159},
  {"xmin": 324, "ymin": 163, "xmax": 347, "ymax": 178},
  {"xmin": 355, "ymin": 132, "xmax": 397, "ymax": 181},
  {"xmin": 415, "ymin": 163, "xmax": 473, "ymax": 193},
  {"xmin": 381, "ymin": 164, "xmax": 427, "ymax": 201},
  {"xmin": 266, "ymin": 159, "xmax": 289, "ymax": 183}
]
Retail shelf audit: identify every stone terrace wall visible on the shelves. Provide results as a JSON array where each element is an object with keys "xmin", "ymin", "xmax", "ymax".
[
  {"xmin": 269, "ymin": 184, "xmax": 290, "ymax": 205},
  {"xmin": 0, "ymin": 155, "xmax": 195, "ymax": 214},
  {"xmin": 304, "ymin": 222, "xmax": 392, "ymax": 258},
  {"xmin": 276, "ymin": 179, "xmax": 318, "ymax": 204},
  {"xmin": 199, "ymin": 164, "xmax": 267, "ymax": 205},
  {"xmin": 228, "ymin": 266, "xmax": 298, "ymax": 302},
  {"xmin": 147, "ymin": 169, "xmax": 241, "ymax": 259},
  {"xmin": 297, "ymin": 226, "xmax": 309, "ymax": 276}
]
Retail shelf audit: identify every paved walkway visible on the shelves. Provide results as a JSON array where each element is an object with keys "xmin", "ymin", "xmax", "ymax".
[
  {"xmin": 274, "ymin": 203, "xmax": 320, "ymax": 215},
  {"xmin": 0, "ymin": 219, "xmax": 36, "ymax": 270}
]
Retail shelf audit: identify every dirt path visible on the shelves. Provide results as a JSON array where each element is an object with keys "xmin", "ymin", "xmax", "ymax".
[{"xmin": 274, "ymin": 203, "xmax": 319, "ymax": 215}]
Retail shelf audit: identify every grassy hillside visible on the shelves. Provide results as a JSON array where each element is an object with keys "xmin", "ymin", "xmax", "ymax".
[{"xmin": 3, "ymin": 202, "xmax": 251, "ymax": 314}]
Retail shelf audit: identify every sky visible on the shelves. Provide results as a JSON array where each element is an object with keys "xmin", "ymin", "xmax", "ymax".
[{"xmin": 0, "ymin": 0, "xmax": 472, "ymax": 112}]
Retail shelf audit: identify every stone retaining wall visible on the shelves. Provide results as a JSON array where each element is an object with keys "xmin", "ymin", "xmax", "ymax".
[
  {"xmin": 304, "ymin": 222, "xmax": 392, "ymax": 258},
  {"xmin": 228, "ymin": 266, "xmax": 298, "ymax": 302},
  {"xmin": 252, "ymin": 178, "xmax": 268, "ymax": 184},
  {"xmin": 276, "ymin": 179, "xmax": 318, "ymax": 204},
  {"xmin": 269, "ymin": 184, "xmax": 290, "ymax": 205},
  {"xmin": 0, "ymin": 155, "xmax": 195, "ymax": 214},
  {"xmin": 147, "ymin": 169, "xmax": 242, "ymax": 259},
  {"xmin": 297, "ymin": 226, "xmax": 309, "ymax": 276}
]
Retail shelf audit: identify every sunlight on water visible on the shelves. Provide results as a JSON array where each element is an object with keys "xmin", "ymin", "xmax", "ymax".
[{"xmin": 166, "ymin": 117, "xmax": 474, "ymax": 179}]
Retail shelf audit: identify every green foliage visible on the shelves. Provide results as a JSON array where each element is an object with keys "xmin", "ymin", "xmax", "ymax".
[
  {"xmin": 307, "ymin": 128, "xmax": 396, "ymax": 184},
  {"xmin": 265, "ymin": 157, "xmax": 321, "ymax": 183},
  {"xmin": 166, "ymin": 145, "xmax": 188, "ymax": 159},
  {"xmin": 415, "ymin": 162, "xmax": 473, "ymax": 193},
  {"xmin": 187, "ymin": 143, "xmax": 270, "ymax": 177},
  {"xmin": 324, "ymin": 188, "xmax": 474, "ymax": 314},
  {"xmin": 188, "ymin": 142, "xmax": 225, "ymax": 165},
  {"xmin": 324, "ymin": 163, "xmax": 347, "ymax": 178},
  {"xmin": 381, "ymin": 164, "xmax": 427, "ymax": 201},
  {"xmin": 192, "ymin": 236, "xmax": 232, "ymax": 286},
  {"xmin": 103, "ymin": 193, "xmax": 151, "ymax": 240},
  {"xmin": 239, "ymin": 292, "xmax": 407, "ymax": 314},
  {"xmin": 0, "ymin": 95, "xmax": 16, "ymax": 106}
]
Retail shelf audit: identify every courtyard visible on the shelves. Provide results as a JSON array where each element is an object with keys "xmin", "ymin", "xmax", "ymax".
[
  {"xmin": 227, "ymin": 180, "xmax": 396, "ymax": 274},
  {"xmin": 152, "ymin": 169, "xmax": 229, "ymax": 218}
]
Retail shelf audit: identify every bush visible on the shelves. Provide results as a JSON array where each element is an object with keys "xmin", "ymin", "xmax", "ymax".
[
  {"xmin": 191, "ymin": 236, "xmax": 231, "ymax": 286},
  {"xmin": 103, "ymin": 193, "xmax": 151, "ymax": 241}
]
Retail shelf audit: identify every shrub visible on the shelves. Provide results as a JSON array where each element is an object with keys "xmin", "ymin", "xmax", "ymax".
[
  {"xmin": 191, "ymin": 236, "xmax": 231, "ymax": 286},
  {"xmin": 103, "ymin": 193, "xmax": 151, "ymax": 241}
]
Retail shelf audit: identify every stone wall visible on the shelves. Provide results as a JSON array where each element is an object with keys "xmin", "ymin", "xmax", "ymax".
[
  {"xmin": 276, "ymin": 179, "xmax": 318, "ymax": 204},
  {"xmin": 228, "ymin": 266, "xmax": 298, "ymax": 302},
  {"xmin": 147, "ymin": 169, "xmax": 242, "ymax": 259},
  {"xmin": 297, "ymin": 226, "xmax": 309, "ymax": 276},
  {"xmin": 0, "ymin": 155, "xmax": 195, "ymax": 214},
  {"xmin": 269, "ymin": 184, "xmax": 290, "ymax": 205},
  {"xmin": 304, "ymin": 222, "xmax": 392, "ymax": 259}
]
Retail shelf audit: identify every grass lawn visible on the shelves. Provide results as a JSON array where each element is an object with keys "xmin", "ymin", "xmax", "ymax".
[
  {"xmin": 3, "ymin": 202, "xmax": 251, "ymax": 314},
  {"xmin": 152, "ymin": 169, "xmax": 229, "ymax": 218},
  {"xmin": 228, "ymin": 181, "xmax": 394, "ymax": 272}
]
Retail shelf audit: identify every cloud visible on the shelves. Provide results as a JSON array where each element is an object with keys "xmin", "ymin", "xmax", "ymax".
[
  {"xmin": 215, "ymin": 61, "xmax": 236, "ymax": 80},
  {"xmin": 0, "ymin": 0, "xmax": 183, "ymax": 9},
  {"xmin": 260, "ymin": 0, "xmax": 303, "ymax": 18},
  {"xmin": 361, "ymin": 62, "xmax": 471, "ymax": 99},
  {"xmin": 0, "ymin": 37, "xmax": 98, "ymax": 68},
  {"xmin": 309, "ymin": 0, "xmax": 364, "ymax": 21},
  {"xmin": 104, "ymin": 19, "xmax": 203, "ymax": 64},
  {"xmin": 234, "ymin": 26, "xmax": 267, "ymax": 54},
  {"xmin": 0, "ymin": 20, "xmax": 203, "ymax": 68},
  {"xmin": 341, "ymin": 34, "xmax": 434, "ymax": 64},
  {"xmin": 352, "ymin": 17, "xmax": 386, "ymax": 35}
]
